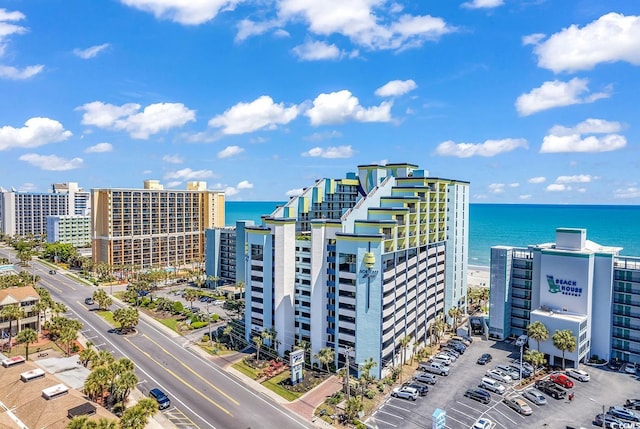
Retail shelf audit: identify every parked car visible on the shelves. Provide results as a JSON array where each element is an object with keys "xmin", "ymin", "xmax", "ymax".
[
  {"xmin": 149, "ymin": 388, "xmax": 171, "ymax": 410},
  {"xmin": 477, "ymin": 353, "xmax": 492, "ymax": 365},
  {"xmin": 403, "ymin": 382, "xmax": 428, "ymax": 396},
  {"xmin": 625, "ymin": 362, "xmax": 637, "ymax": 374},
  {"xmin": 625, "ymin": 399, "xmax": 640, "ymax": 411},
  {"xmin": 515, "ymin": 334, "xmax": 528, "ymax": 347},
  {"xmin": 566, "ymin": 368, "xmax": 590, "ymax": 382},
  {"xmin": 509, "ymin": 364, "xmax": 531, "ymax": 378},
  {"xmin": 594, "ymin": 413, "xmax": 626, "ymax": 429},
  {"xmin": 512, "ymin": 360, "xmax": 535, "ymax": 373},
  {"xmin": 434, "ymin": 353, "xmax": 454, "ymax": 364},
  {"xmin": 535, "ymin": 380, "xmax": 567, "ymax": 400},
  {"xmin": 472, "ymin": 418, "xmax": 495, "ymax": 429},
  {"xmin": 503, "ymin": 395, "xmax": 533, "ymax": 415},
  {"xmin": 48, "ymin": 269, "xmax": 56, "ymax": 275},
  {"xmin": 464, "ymin": 388, "xmax": 491, "ymax": 404},
  {"xmin": 447, "ymin": 340, "xmax": 467, "ymax": 353},
  {"xmin": 451, "ymin": 335, "xmax": 472, "ymax": 346},
  {"xmin": 496, "ymin": 364, "xmax": 520, "ymax": 380},
  {"xmin": 413, "ymin": 373, "xmax": 437, "ymax": 385},
  {"xmin": 391, "ymin": 386, "xmax": 418, "ymax": 401},
  {"xmin": 608, "ymin": 406, "xmax": 640, "ymax": 422},
  {"xmin": 84, "ymin": 297, "xmax": 94, "ymax": 305},
  {"xmin": 421, "ymin": 362, "xmax": 449, "ymax": 376},
  {"xmin": 609, "ymin": 359, "xmax": 624, "ymax": 371},
  {"xmin": 550, "ymin": 373, "xmax": 574, "ymax": 388},
  {"xmin": 522, "ymin": 388, "xmax": 547, "ymax": 405},
  {"xmin": 480, "ymin": 377, "xmax": 506, "ymax": 394},
  {"xmin": 440, "ymin": 347, "xmax": 460, "ymax": 358},
  {"xmin": 487, "ymin": 368, "xmax": 512, "ymax": 384}
]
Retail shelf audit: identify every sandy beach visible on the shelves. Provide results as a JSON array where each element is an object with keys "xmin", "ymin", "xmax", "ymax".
[{"xmin": 468, "ymin": 264, "xmax": 489, "ymax": 288}]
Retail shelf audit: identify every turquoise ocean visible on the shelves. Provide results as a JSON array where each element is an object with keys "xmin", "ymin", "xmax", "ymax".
[{"xmin": 226, "ymin": 202, "xmax": 640, "ymax": 268}]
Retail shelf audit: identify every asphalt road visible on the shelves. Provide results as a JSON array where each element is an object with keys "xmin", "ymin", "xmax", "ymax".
[{"xmin": 1, "ymin": 247, "xmax": 313, "ymax": 429}]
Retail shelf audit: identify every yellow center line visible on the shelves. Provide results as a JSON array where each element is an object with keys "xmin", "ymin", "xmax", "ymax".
[
  {"xmin": 141, "ymin": 334, "xmax": 240, "ymax": 406},
  {"xmin": 124, "ymin": 337, "xmax": 233, "ymax": 416}
]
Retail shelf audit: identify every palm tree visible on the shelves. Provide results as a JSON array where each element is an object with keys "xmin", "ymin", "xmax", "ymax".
[
  {"xmin": 15, "ymin": 328, "xmax": 38, "ymax": 360},
  {"xmin": 120, "ymin": 398, "xmax": 157, "ymax": 429},
  {"xmin": 527, "ymin": 321, "xmax": 549, "ymax": 352},
  {"xmin": 93, "ymin": 350, "xmax": 115, "ymax": 368},
  {"xmin": 399, "ymin": 335, "xmax": 411, "ymax": 366},
  {"xmin": 223, "ymin": 325, "xmax": 234, "ymax": 349},
  {"xmin": 358, "ymin": 357, "xmax": 377, "ymax": 400},
  {"xmin": 85, "ymin": 366, "xmax": 111, "ymax": 404},
  {"xmin": 433, "ymin": 316, "xmax": 446, "ymax": 342},
  {"xmin": 314, "ymin": 347, "xmax": 334, "ymax": 373},
  {"xmin": 113, "ymin": 370, "xmax": 138, "ymax": 403},
  {"xmin": 184, "ymin": 289, "xmax": 199, "ymax": 310},
  {"xmin": 1, "ymin": 304, "xmax": 25, "ymax": 353},
  {"xmin": 448, "ymin": 306, "xmax": 463, "ymax": 332},
  {"xmin": 552, "ymin": 329, "xmax": 577, "ymax": 370},
  {"xmin": 252, "ymin": 335, "xmax": 263, "ymax": 361},
  {"xmin": 524, "ymin": 349, "xmax": 546, "ymax": 377},
  {"xmin": 92, "ymin": 289, "xmax": 113, "ymax": 310},
  {"xmin": 60, "ymin": 324, "xmax": 79, "ymax": 356},
  {"xmin": 79, "ymin": 346, "xmax": 98, "ymax": 367}
]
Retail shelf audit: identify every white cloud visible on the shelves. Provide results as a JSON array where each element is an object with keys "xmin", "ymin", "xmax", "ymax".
[
  {"xmin": 488, "ymin": 183, "xmax": 505, "ymax": 194},
  {"xmin": 209, "ymin": 96, "xmax": 298, "ymax": 135},
  {"xmin": 522, "ymin": 33, "xmax": 545, "ymax": 46},
  {"xmin": 0, "ymin": 9, "xmax": 44, "ymax": 79},
  {"xmin": 286, "ymin": 188, "xmax": 304, "ymax": 197},
  {"xmin": 162, "ymin": 154, "xmax": 183, "ymax": 164},
  {"xmin": 274, "ymin": 1, "xmax": 455, "ymax": 51},
  {"xmin": 509, "ymin": 183, "xmax": 520, "ymax": 188},
  {"xmin": 541, "ymin": 119, "xmax": 627, "ymax": 153},
  {"xmin": 549, "ymin": 118, "xmax": 623, "ymax": 136},
  {"xmin": 375, "ymin": 79, "xmax": 417, "ymax": 97},
  {"xmin": 18, "ymin": 182, "xmax": 37, "ymax": 192},
  {"xmin": 164, "ymin": 168, "xmax": 214, "ymax": 180},
  {"xmin": 119, "ymin": 0, "xmax": 244, "ymax": 25},
  {"xmin": 614, "ymin": 186, "xmax": 640, "ymax": 199},
  {"xmin": 555, "ymin": 174, "xmax": 598, "ymax": 184},
  {"xmin": 528, "ymin": 176, "xmax": 546, "ymax": 184},
  {"xmin": 546, "ymin": 183, "xmax": 569, "ymax": 192},
  {"xmin": 533, "ymin": 13, "xmax": 640, "ymax": 73},
  {"xmin": 73, "ymin": 43, "xmax": 110, "ymax": 59},
  {"xmin": 301, "ymin": 145, "xmax": 354, "ymax": 158},
  {"xmin": 18, "ymin": 153, "xmax": 83, "ymax": 171},
  {"xmin": 292, "ymin": 40, "xmax": 342, "ymax": 61},
  {"xmin": 0, "ymin": 117, "xmax": 72, "ymax": 150},
  {"xmin": 303, "ymin": 130, "xmax": 342, "ymax": 141},
  {"xmin": 214, "ymin": 180, "xmax": 254, "ymax": 196},
  {"xmin": 461, "ymin": 0, "xmax": 504, "ymax": 10},
  {"xmin": 515, "ymin": 78, "xmax": 610, "ymax": 116},
  {"xmin": 306, "ymin": 90, "xmax": 392, "ymax": 125},
  {"xmin": 84, "ymin": 142, "xmax": 113, "ymax": 153},
  {"xmin": 77, "ymin": 101, "xmax": 196, "ymax": 139},
  {"xmin": 0, "ymin": 64, "xmax": 44, "ymax": 80},
  {"xmin": 217, "ymin": 145, "xmax": 244, "ymax": 158},
  {"xmin": 434, "ymin": 138, "xmax": 528, "ymax": 158},
  {"xmin": 166, "ymin": 181, "xmax": 182, "ymax": 188},
  {"xmin": 519, "ymin": 194, "xmax": 532, "ymax": 200}
]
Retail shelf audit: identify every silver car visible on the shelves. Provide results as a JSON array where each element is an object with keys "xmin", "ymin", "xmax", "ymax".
[{"xmin": 522, "ymin": 388, "xmax": 547, "ymax": 405}]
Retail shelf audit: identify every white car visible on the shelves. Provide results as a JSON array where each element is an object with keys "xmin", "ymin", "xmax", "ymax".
[
  {"xmin": 434, "ymin": 353, "xmax": 453, "ymax": 364},
  {"xmin": 487, "ymin": 369, "xmax": 512, "ymax": 383},
  {"xmin": 566, "ymin": 368, "xmax": 590, "ymax": 382},
  {"xmin": 472, "ymin": 418, "xmax": 496, "ymax": 429},
  {"xmin": 391, "ymin": 386, "xmax": 418, "ymax": 401},
  {"xmin": 521, "ymin": 388, "xmax": 547, "ymax": 405},
  {"xmin": 515, "ymin": 334, "xmax": 528, "ymax": 347},
  {"xmin": 625, "ymin": 362, "xmax": 638, "ymax": 374}
]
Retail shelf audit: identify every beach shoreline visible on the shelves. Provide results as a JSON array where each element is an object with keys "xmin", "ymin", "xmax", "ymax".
[{"xmin": 468, "ymin": 264, "xmax": 489, "ymax": 288}]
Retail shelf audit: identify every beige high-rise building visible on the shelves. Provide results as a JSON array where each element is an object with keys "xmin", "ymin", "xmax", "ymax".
[{"xmin": 92, "ymin": 181, "xmax": 224, "ymax": 269}]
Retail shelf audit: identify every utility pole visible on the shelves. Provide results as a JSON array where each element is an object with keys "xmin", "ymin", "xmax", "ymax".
[{"xmin": 345, "ymin": 346, "xmax": 352, "ymax": 402}]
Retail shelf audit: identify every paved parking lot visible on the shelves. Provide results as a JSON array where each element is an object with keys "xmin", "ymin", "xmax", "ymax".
[{"xmin": 366, "ymin": 337, "xmax": 640, "ymax": 429}]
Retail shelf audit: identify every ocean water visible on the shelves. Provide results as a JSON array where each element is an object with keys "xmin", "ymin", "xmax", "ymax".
[{"xmin": 226, "ymin": 202, "xmax": 640, "ymax": 268}]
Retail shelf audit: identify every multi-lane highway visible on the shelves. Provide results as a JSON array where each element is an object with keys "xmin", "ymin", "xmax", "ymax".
[{"xmin": 1, "ymin": 246, "xmax": 313, "ymax": 429}]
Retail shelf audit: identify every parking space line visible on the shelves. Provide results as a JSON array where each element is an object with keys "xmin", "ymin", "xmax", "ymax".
[
  {"xmin": 368, "ymin": 416, "xmax": 397, "ymax": 427},
  {"xmin": 375, "ymin": 409, "xmax": 403, "ymax": 420},
  {"xmin": 384, "ymin": 401, "xmax": 418, "ymax": 412}
]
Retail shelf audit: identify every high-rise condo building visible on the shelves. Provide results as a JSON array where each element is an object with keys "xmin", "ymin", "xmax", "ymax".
[
  {"xmin": 92, "ymin": 180, "xmax": 224, "ymax": 269},
  {"xmin": 489, "ymin": 227, "xmax": 640, "ymax": 367},
  {"xmin": 0, "ymin": 182, "xmax": 90, "ymax": 238},
  {"xmin": 237, "ymin": 163, "xmax": 469, "ymax": 379}
]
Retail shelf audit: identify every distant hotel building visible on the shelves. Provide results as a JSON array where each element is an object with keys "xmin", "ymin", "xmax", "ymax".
[
  {"xmin": 489, "ymin": 228, "xmax": 640, "ymax": 367},
  {"xmin": 91, "ymin": 180, "xmax": 224, "ymax": 269},
  {"xmin": 0, "ymin": 182, "xmax": 90, "ymax": 238},
  {"xmin": 233, "ymin": 163, "xmax": 468, "ymax": 379},
  {"xmin": 46, "ymin": 215, "xmax": 91, "ymax": 247},
  {"xmin": 0, "ymin": 286, "xmax": 41, "ymax": 335}
]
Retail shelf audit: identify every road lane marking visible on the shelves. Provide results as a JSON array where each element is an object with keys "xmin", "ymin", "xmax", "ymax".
[
  {"xmin": 67, "ymin": 308, "xmax": 218, "ymax": 429},
  {"xmin": 141, "ymin": 334, "xmax": 240, "ymax": 406},
  {"xmin": 124, "ymin": 337, "xmax": 233, "ymax": 417}
]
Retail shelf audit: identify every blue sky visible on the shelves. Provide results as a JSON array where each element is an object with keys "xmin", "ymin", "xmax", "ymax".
[{"xmin": 0, "ymin": 1, "xmax": 639, "ymax": 204}]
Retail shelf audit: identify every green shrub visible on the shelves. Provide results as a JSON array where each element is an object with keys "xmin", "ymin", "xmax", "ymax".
[
  {"xmin": 354, "ymin": 421, "xmax": 366, "ymax": 429},
  {"xmin": 365, "ymin": 389, "xmax": 376, "ymax": 399},
  {"xmin": 191, "ymin": 321, "xmax": 208, "ymax": 329},
  {"xmin": 202, "ymin": 334, "xmax": 210, "ymax": 343},
  {"xmin": 377, "ymin": 382, "xmax": 385, "ymax": 392},
  {"xmin": 172, "ymin": 301, "xmax": 184, "ymax": 314}
]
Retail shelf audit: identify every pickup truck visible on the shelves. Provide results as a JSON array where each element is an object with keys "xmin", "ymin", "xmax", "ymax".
[{"xmin": 535, "ymin": 380, "xmax": 567, "ymax": 400}]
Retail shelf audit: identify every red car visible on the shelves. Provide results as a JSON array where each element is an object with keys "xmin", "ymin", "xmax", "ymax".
[{"xmin": 549, "ymin": 373, "xmax": 574, "ymax": 388}]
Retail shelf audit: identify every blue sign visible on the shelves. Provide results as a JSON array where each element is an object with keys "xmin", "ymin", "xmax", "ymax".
[{"xmin": 431, "ymin": 408, "xmax": 446, "ymax": 429}]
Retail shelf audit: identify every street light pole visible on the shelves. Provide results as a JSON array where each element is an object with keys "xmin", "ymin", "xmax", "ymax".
[
  {"xmin": 520, "ymin": 343, "xmax": 523, "ymax": 381},
  {"xmin": 589, "ymin": 397, "xmax": 605, "ymax": 429},
  {"xmin": 207, "ymin": 301, "xmax": 212, "ymax": 345}
]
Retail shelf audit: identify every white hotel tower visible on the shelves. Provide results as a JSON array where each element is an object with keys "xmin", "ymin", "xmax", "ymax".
[{"xmin": 237, "ymin": 164, "xmax": 469, "ymax": 379}]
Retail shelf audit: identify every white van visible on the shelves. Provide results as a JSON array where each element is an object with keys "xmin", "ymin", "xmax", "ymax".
[
  {"xmin": 433, "ymin": 353, "xmax": 452, "ymax": 365},
  {"xmin": 480, "ymin": 377, "xmax": 506, "ymax": 394}
]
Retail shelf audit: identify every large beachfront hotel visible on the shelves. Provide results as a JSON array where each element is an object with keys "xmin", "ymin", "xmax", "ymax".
[
  {"xmin": 489, "ymin": 228, "xmax": 640, "ymax": 367},
  {"xmin": 228, "ymin": 163, "xmax": 469, "ymax": 379}
]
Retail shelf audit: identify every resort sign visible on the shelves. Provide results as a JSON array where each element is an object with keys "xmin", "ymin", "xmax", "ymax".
[{"xmin": 546, "ymin": 275, "xmax": 583, "ymax": 297}]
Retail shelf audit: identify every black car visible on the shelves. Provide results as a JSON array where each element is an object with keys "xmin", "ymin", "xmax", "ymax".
[
  {"xmin": 49, "ymin": 270, "xmax": 56, "ymax": 274},
  {"xmin": 594, "ymin": 413, "xmax": 624, "ymax": 429},
  {"xmin": 464, "ymin": 388, "xmax": 491, "ymax": 404},
  {"xmin": 447, "ymin": 341, "xmax": 466, "ymax": 353},
  {"xmin": 477, "ymin": 353, "xmax": 492, "ymax": 365},
  {"xmin": 404, "ymin": 382, "xmax": 428, "ymax": 396},
  {"xmin": 625, "ymin": 399, "xmax": 640, "ymax": 411},
  {"xmin": 608, "ymin": 359, "xmax": 623, "ymax": 371}
]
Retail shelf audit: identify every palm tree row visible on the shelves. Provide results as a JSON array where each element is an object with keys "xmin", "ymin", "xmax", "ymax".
[{"xmin": 526, "ymin": 320, "xmax": 577, "ymax": 370}]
